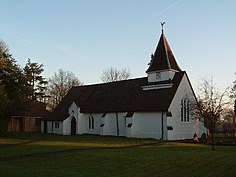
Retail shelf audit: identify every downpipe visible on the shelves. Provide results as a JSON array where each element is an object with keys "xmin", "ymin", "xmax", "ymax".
[
  {"xmin": 160, "ymin": 111, "xmax": 164, "ymax": 140},
  {"xmin": 116, "ymin": 112, "xmax": 119, "ymax": 136}
]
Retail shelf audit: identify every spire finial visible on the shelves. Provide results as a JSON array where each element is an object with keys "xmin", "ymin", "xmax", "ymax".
[{"xmin": 161, "ymin": 22, "xmax": 165, "ymax": 34}]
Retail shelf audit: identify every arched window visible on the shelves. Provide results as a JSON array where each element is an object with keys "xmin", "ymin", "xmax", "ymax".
[
  {"xmin": 89, "ymin": 115, "xmax": 94, "ymax": 129},
  {"xmin": 181, "ymin": 97, "xmax": 190, "ymax": 122}
]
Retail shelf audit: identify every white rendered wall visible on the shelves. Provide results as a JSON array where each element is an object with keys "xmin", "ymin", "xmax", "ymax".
[
  {"xmin": 47, "ymin": 121, "xmax": 52, "ymax": 133},
  {"xmin": 63, "ymin": 102, "xmax": 80, "ymax": 135},
  {"xmin": 62, "ymin": 117, "xmax": 70, "ymax": 135},
  {"xmin": 100, "ymin": 117, "xmax": 105, "ymax": 135},
  {"xmin": 102, "ymin": 113, "xmax": 126, "ymax": 136},
  {"xmin": 148, "ymin": 70, "xmax": 176, "ymax": 82},
  {"xmin": 166, "ymin": 116, "xmax": 174, "ymax": 140},
  {"xmin": 44, "ymin": 77, "xmax": 207, "ymax": 140},
  {"xmin": 46, "ymin": 121, "xmax": 61, "ymax": 134},
  {"xmin": 52, "ymin": 121, "xmax": 63, "ymax": 134},
  {"xmin": 168, "ymin": 73, "xmax": 206, "ymax": 140},
  {"xmin": 131, "ymin": 112, "xmax": 166, "ymax": 139},
  {"xmin": 125, "ymin": 117, "xmax": 133, "ymax": 137},
  {"xmin": 69, "ymin": 102, "xmax": 79, "ymax": 120},
  {"xmin": 103, "ymin": 113, "xmax": 117, "ymax": 136},
  {"xmin": 85, "ymin": 113, "xmax": 102, "ymax": 135},
  {"xmin": 77, "ymin": 110, "xmax": 168, "ymax": 139},
  {"xmin": 78, "ymin": 112, "xmax": 127, "ymax": 137},
  {"xmin": 78, "ymin": 113, "xmax": 88, "ymax": 134},
  {"xmin": 117, "ymin": 112, "xmax": 126, "ymax": 136},
  {"xmin": 62, "ymin": 103, "xmax": 127, "ymax": 136}
]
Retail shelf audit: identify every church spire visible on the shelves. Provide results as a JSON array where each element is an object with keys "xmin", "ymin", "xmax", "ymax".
[
  {"xmin": 161, "ymin": 22, "xmax": 165, "ymax": 34},
  {"xmin": 146, "ymin": 23, "xmax": 181, "ymax": 74}
]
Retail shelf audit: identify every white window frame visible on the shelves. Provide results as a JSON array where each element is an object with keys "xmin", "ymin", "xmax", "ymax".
[
  {"xmin": 89, "ymin": 115, "xmax": 94, "ymax": 129},
  {"xmin": 55, "ymin": 122, "xmax": 60, "ymax": 129},
  {"xmin": 181, "ymin": 97, "xmax": 190, "ymax": 122}
]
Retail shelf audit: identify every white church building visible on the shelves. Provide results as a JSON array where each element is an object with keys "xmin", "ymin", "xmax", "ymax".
[{"xmin": 42, "ymin": 30, "xmax": 205, "ymax": 140}]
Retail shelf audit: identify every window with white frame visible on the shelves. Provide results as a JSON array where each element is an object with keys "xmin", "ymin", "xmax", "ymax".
[
  {"xmin": 55, "ymin": 122, "xmax": 60, "ymax": 128},
  {"xmin": 181, "ymin": 97, "xmax": 190, "ymax": 122},
  {"xmin": 89, "ymin": 115, "xmax": 94, "ymax": 129}
]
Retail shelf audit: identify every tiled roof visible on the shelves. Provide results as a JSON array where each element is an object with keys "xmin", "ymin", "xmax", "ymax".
[
  {"xmin": 146, "ymin": 33, "xmax": 181, "ymax": 73},
  {"xmin": 44, "ymin": 72, "xmax": 185, "ymax": 121},
  {"xmin": 24, "ymin": 101, "xmax": 49, "ymax": 117},
  {"xmin": 11, "ymin": 101, "xmax": 49, "ymax": 118}
]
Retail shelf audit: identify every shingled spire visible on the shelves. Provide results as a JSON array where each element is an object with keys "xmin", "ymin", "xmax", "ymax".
[
  {"xmin": 146, "ymin": 24, "xmax": 182, "ymax": 83},
  {"xmin": 146, "ymin": 27, "xmax": 181, "ymax": 73}
]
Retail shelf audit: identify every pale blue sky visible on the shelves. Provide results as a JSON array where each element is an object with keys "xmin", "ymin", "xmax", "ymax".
[{"xmin": 1, "ymin": 0, "xmax": 236, "ymax": 91}]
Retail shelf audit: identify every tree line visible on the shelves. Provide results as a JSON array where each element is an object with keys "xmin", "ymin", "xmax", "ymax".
[{"xmin": 0, "ymin": 39, "xmax": 131, "ymax": 135}]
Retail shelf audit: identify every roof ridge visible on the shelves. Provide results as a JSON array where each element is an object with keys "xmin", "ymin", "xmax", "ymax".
[
  {"xmin": 163, "ymin": 34, "xmax": 171, "ymax": 69},
  {"xmin": 72, "ymin": 77, "xmax": 148, "ymax": 88}
]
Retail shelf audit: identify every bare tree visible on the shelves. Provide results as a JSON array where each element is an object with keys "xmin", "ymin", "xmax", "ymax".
[
  {"xmin": 229, "ymin": 73, "xmax": 236, "ymax": 137},
  {"xmin": 46, "ymin": 69, "xmax": 82, "ymax": 111},
  {"xmin": 231, "ymin": 73, "xmax": 236, "ymax": 98},
  {"xmin": 101, "ymin": 67, "xmax": 131, "ymax": 82},
  {"xmin": 192, "ymin": 78, "xmax": 228, "ymax": 150},
  {"xmin": 221, "ymin": 108, "xmax": 236, "ymax": 136},
  {"xmin": 230, "ymin": 73, "xmax": 236, "ymax": 114}
]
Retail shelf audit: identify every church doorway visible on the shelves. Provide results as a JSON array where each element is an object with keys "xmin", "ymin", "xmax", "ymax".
[{"xmin": 71, "ymin": 117, "xmax": 76, "ymax": 135}]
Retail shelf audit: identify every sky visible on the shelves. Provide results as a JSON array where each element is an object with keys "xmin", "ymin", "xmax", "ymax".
[{"xmin": 0, "ymin": 0, "xmax": 236, "ymax": 91}]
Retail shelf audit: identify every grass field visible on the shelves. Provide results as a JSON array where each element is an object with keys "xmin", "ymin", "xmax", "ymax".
[{"xmin": 0, "ymin": 133, "xmax": 236, "ymax": 177}]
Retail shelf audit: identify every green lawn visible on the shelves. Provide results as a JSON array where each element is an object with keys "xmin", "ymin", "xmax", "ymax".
[{"xmin": 0, "ymin": 133, "xmax": 236, "ymax": 177}]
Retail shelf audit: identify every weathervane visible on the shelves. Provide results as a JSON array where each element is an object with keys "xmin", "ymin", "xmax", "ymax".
[{"xmin": 161, "ymin": 22, "xmax": 165, "ymax": 34}]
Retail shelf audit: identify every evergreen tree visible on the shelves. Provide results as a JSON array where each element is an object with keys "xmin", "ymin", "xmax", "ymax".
[
  {"xmin": 24, "ymin": 58, "xmax": 48, "ymax": 102},
  {"xmin": 0, "ymin": 40, "xmax": 30, "ymax": 135}
]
